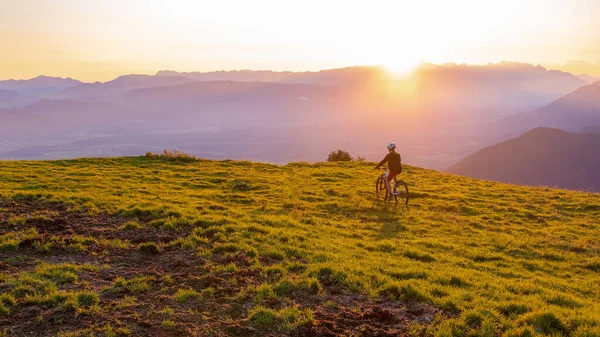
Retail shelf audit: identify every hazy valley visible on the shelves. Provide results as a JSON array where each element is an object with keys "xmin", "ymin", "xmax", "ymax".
[{"xmin": 2, "ymin": 62, "xmax": 597, "ymax": 173}]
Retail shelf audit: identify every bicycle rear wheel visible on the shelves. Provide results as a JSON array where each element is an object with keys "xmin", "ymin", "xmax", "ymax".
[{"xmin": 394, "ymin": 180, "xmax": 409, "ymax": 205}]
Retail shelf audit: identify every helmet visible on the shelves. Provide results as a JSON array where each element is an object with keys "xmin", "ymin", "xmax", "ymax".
[{"xmin": 386, "ymin": 142, "xmax": 396, "ymax": 150}]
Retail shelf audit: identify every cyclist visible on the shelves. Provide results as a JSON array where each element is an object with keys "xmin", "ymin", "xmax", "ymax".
[{"xmin": 375, "ymin": 142, "xmax": 402, "ymax": 200}]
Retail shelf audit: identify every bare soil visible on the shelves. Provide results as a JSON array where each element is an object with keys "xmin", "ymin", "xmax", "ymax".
[{"xmin": 0, "ymin": 199, "xmax": 441, "ymax": 336}]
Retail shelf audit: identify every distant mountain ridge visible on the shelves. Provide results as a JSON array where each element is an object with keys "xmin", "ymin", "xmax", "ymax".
[
  {"xmin": 0, "ymin": 75, "xmax": 81, "ymax": 96},
  {"xmin": 155, "ymin": 66, "xmax": 388, "ymax": 85},
  {"xmin": 580, "ymin": 125, "xmax": 600, "ymax": 134},
  {"xmin": 411, "ymin": 62, "xmax": 586, "ymax": 118},
  {"xmin": 55, "ymin": 74, "xmax": 196, "ymax": 100},
  {"xmin": 448, "ymin": 127, "xmax": 600, "ymax": 191},
  {"xmin": 498, "ymin": 80, "xmax": 600, "ymax": 133},
  {"xmin": 0, "ymin": 62, "xmax": 594, "ymax": 168},
  {"xmin": 576, "ymin": 74, "xmax": 599, "ymax": 84}
]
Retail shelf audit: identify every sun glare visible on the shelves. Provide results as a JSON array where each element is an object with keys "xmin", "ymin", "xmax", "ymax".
[{"xmin": 382, "ymin": 58, "xmax": 422, "ymax": 76}]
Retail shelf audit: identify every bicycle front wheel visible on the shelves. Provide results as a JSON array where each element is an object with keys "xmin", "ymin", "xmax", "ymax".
[{"xmin": 376, "ymin": 176, "xmax": 387, "ymax": 199}]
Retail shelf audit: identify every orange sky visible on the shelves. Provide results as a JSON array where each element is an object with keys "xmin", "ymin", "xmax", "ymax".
[{"xmin": 1, "ymin": 0, "xmax": 599, "ymax": 81}]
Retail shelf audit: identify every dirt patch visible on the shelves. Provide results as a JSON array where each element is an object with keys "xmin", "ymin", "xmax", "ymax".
[{"xmin": 0, "ymin": 199, "xmax": 442, "ymax": 336}]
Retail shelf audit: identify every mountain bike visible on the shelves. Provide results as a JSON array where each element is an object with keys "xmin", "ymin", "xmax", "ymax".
[{"xmin": 375, "ymin": 168, "xmax": 409, "ymax": 205}]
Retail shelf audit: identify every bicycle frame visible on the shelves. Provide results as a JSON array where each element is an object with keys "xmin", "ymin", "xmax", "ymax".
[
  {"xmin": 379, "ymin": 168, "xmax": 398, "ymax": 195},
  {"xmin": 376, "ymin": 167, "xmax": 409, "ymax": 205}
]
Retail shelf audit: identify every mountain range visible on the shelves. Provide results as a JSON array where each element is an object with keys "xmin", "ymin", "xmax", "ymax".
[
  {"xmin": 580, "ymin": 125, "xmax": 600, "ymax": 133},
  {"xmin": 577, "ymin": 73, "xmax": 600, "ymax": 84},
  {"xmin": 496, "ymin": 80, "xmax": 600, "ymax": 136},
  {"xmin": 0, "ymin": 75, "xmax": 81, "ymax": 96},
  {"xmin": 447, "ymin": 127, "xmax": 600, "ymax": 191},
  {"xmin": 0, "ymin": 62, "xmax": 599, "ymax": 173}
]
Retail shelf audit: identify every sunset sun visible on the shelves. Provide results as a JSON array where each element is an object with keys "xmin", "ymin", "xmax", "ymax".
[{"xmin": 382, "ymin": 56, "xmax": 422, "ymax": 75}]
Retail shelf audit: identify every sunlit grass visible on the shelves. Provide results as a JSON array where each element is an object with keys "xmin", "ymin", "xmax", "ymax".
[{"xmin": 0, "ymin": 156, "xmax": 599, "ymax": 335}]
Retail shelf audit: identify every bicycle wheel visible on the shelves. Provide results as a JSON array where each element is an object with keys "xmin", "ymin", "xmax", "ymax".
[
  {"xmin": 375, "ymin": 176, "xmax": 387, "ymax": 199},
  {"xmin": 394, "ymin": 180, "xmax": 409, "ymax": 205}
]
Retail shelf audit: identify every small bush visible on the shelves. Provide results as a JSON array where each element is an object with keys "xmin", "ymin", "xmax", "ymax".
[
  {"xmin": 327, "ymin": 150, "xmax": 353, "ymax": 162},
  {"xmin": 145, "ymin": 149, "xmax": 199, "ymax": 162},
  {"xmin": 138, "ymin": 242, "xmax": 160, "ymax": 255}
]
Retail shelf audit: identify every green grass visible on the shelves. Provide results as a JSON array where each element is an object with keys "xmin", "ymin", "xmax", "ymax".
[
  {"xmin": 173, "ymin": 288, "xmax": 201, "ymax": 303},
  {"xmin": 0, "ymin": 156, "xmax": 599, "ymax": 335}
]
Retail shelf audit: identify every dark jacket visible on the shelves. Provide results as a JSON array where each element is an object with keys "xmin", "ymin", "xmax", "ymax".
[{"xmin": 375, "ymin": 152, "xmax": 402, "ymax": 172}]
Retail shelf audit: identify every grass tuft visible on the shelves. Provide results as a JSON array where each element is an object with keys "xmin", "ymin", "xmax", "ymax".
[{"xmin": 138, "ymin": 242, "xmax": 160, "ymax": 255}]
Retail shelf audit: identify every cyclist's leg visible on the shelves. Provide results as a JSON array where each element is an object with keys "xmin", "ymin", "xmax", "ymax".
[{"xmin": 386, "ymin": 171, "xmax": 397, "ymax": 198}]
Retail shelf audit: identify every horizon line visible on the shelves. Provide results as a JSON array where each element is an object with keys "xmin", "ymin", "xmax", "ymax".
[{"xmin": 0, "ymin": 60, "xmax": 587, "ymax": 83}]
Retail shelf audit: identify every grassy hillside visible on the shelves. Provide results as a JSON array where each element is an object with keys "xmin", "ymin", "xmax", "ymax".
[{"xmin": 0, "ymin": 156, "xmax": 599, "ymax": 336}]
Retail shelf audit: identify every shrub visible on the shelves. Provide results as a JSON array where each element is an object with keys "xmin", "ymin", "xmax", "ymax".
[
  {"xmin": 145, "ymin": 149, "xmax": 199, "ymax": 162},
  {"xmin": 327, "ymin": 150, "xmax": 353, "ymax": 162}
]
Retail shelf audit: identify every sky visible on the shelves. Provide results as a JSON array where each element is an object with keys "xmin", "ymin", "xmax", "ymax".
[{"xmin": 1, "ymin": 0, "xmax": 600, "ymax": 81}]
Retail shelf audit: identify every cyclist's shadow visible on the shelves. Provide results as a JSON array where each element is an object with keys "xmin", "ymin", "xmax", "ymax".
[
  {"xmin": 378, "ymin": 221, "xmax": 407, "ymax": 239},
  {"xmin": 374, "ymin": 202, "xmax": 410, "ymax": 239},
  {"xmin": 378, "ymin": 200, "xmax": 410, "ymax": 213}
]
